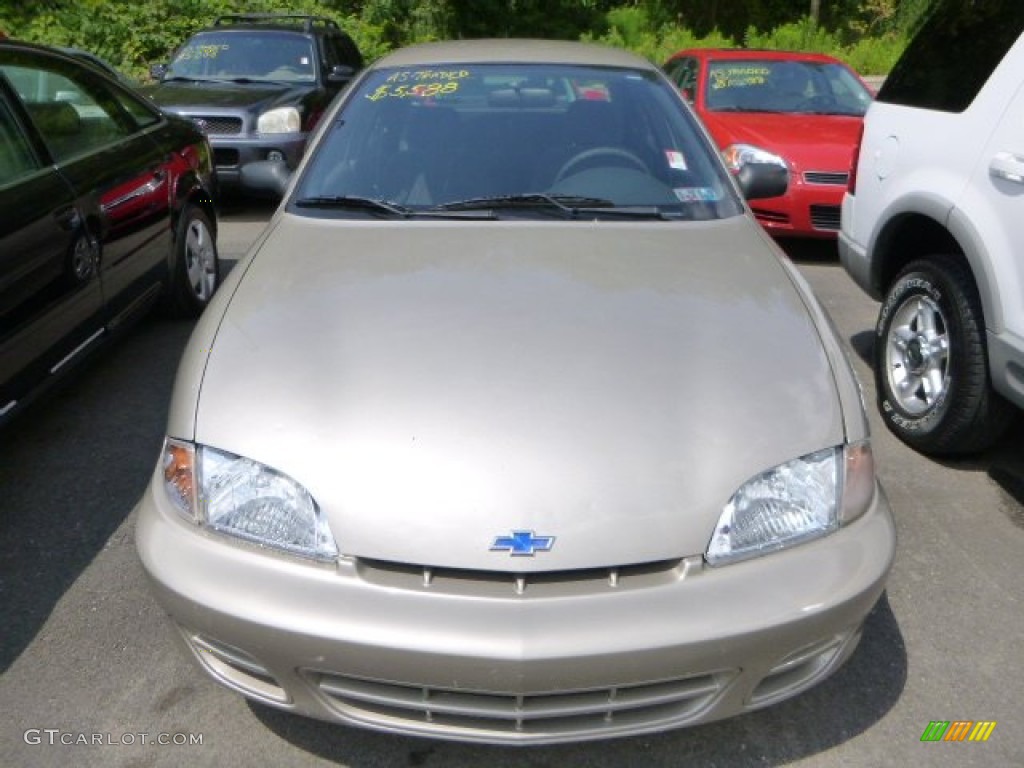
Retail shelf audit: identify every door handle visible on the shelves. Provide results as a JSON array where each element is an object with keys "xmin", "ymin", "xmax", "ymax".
[
  {"xmin": 989, "ymin": 152, "xmax": 1024, "ymax": 184},
  {"xmin": 52, "ymin": 205, "xmax": 80, "ymax": 230}
]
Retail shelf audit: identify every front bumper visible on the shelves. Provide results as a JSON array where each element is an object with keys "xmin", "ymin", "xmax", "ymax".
[
  {"xmin": 135, "ymin": 471, "xmax": 896, "ymax": 745},
  {"xmin": 208, "ymin": 132, "xmax": 307, "ymax": 188},
  {"xmin": 750, "ymin": 175, "xmax": 846, "ymax": 239},
  {"xmin": 838, "ymin": 193, "xmax": 880, "ymax": 299}
]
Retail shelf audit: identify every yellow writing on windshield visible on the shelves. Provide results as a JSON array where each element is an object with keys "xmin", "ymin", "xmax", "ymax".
[
  {"xmin": 386, "ymin": 69, "xmax": 471, "ymax": 84},
  {"xmin": 710, "ymin": 67, "xmax": 770, "ymax": 89},
  {"xmin": 366, "ymin": 81, "xmax": 461, "ymax": 101},
  {"xmin": 176, "ymin": 44, "xmax": 229, "ymax": 62}
]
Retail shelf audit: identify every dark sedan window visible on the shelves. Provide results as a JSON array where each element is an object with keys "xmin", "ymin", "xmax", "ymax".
[
  {"xmin": 1, "ymin": 58, "xmax": 156, "ymax": 163},
  {"xmin": 0, "ymin": 97, "xmax": 38, "ymax": 186},
  {"xmin": 294, "ymin": 63, "xmax": 743, "ymax": 220}
]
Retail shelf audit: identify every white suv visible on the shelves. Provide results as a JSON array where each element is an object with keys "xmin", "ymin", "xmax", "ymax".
[{"xmin": 840, "ymin": 0, "xmax": 1024, "ymax": 455}]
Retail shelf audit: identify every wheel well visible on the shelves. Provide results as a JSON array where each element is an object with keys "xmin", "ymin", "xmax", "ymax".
[
  {"xmin": 873, "ymin": 212, "xmax": 964, "ymax": 293},
  {"xmin": 186, "ymin": 188, "xmax": 218, "ymax": 238}
]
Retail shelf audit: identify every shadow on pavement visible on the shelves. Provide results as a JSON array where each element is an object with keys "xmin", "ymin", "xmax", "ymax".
[
  {"xmin": 250, "ymin": 594, "xmax": 905, "ymax": 767},
  {"xmin": 849, "ymin": 326, "xmax": 1024, "ymax": 526},
  {"xmin": 0, "ymin": 315, "xmax": 195, "ymax": 672}
]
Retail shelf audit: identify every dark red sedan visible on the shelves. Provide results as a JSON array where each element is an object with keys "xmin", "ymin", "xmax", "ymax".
[{"xmin": 664, "ymin": 48, "xmax": 872, "ymax": 239}]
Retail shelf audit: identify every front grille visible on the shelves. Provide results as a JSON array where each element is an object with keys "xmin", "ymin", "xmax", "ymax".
[
  {"xmin": 194, "ymin": 115, "xmax": 243, "ymax": 135},
  {"xmin": 809, "ymin": 204, "xmax": 842, "ymax": 231},
  {"xmin": 314, "ymin": 670, "xmax": 731, "ymax": 737},
  {"xmin": 803, "ymin": 171, "xmax": 849, "ymax": 186},
  {"xmin": 355, "ymin": 557, "xmax": 698, "ymax": 598}
]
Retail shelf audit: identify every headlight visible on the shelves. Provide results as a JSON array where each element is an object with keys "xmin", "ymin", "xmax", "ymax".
[
  {"xmin": 257, "ymin": 106, "xmax": 301, "ymax": 134},
  {"xmin": 161, "ymin": 438, "xmax": 338, "ymax": 561},
  {"xmin": 721, "ymin": 143, "xmax": 788, "ymax": 173},
  {"xmin": 706, "ymin": 442, "xmax": 875, "ymax": 566}
]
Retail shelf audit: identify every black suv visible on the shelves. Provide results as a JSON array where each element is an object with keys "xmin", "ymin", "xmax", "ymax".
[{"xmin": 143, "ymin": 14, "xmax": 362, "ymax": 191}]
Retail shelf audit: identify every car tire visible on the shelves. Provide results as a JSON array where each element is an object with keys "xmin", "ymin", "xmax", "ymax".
[
  {"xmin": 165, "ymin": 205, "xmax": 219, "ymax": 318},
  {"xmin": 875, "ymin": 254, "xmax": 1014, "ymax": 455}
]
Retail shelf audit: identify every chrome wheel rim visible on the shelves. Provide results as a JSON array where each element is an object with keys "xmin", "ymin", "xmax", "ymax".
[
  {"xmin": 184, "ymin": 217, "xmax": 216, "ymax": 302},
  {"xmin": 885, "ymin": 294, "xmax": 950, "ymax": 415},
  {"xmin": 71, "ymin": 236, "xmax": 94, "ymax": 281}
]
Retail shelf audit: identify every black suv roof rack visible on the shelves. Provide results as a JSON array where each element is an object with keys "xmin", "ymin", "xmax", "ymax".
[{"xmin": 213, "ymin": 14, "xmax": 340, "ymax": 33}]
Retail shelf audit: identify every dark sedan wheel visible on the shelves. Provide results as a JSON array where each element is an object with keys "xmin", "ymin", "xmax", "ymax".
[
  {"xmin": 65, "ymin": 231, "xmax": 98, "ymax": 285},
  {"xmin": 875, "ymin": 254, "xmax": 1013, "ymax": 455},
  {"xmin": 166, "ymin": 206, "xmax": 219, "ymax": 318}
]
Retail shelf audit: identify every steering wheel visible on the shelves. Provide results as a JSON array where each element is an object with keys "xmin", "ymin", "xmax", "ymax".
[{"xmin": 554, "ymin": 147, "xmax": 649, "ymax": 185}]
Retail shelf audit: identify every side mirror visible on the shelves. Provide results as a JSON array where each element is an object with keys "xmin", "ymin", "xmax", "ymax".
[
  {"xmin": 240, "ymin": 160, "xmax": 291, "ymax": 200},
  {"xmin": 736, "ymin": 163, "xmax": 789, "ymax": 201},
  {"xmin": 681, "ymin": 87, "xmax": 694, "ymax": 103},
  {"xmin": 327, "ymin": 64, "xmax": 356, "ymax": 85},
  {"xmin": 149, "ymin": 63, "xmax": 167, "ymax": 82}
]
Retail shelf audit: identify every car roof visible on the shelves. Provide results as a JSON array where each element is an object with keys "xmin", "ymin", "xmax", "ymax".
[
  {"xmin": 672, "ymin": 48, "xmax": 846, "ymax": 64},
  {"xmin": 372, "ymin": 39, "xmax": 656, "ymax": 71}
]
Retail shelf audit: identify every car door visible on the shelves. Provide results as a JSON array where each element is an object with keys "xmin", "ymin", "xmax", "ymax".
[
  {"xmin": 965, "ymin": 71, "xmax": 1024, "ymax": 364},
  {"xmin": 1, "ymin": 47, "xmax": 174, "ymax": 331},
  {"xmin": 0, "ymin": 65, "xmax": 103, "ymax": 417}
]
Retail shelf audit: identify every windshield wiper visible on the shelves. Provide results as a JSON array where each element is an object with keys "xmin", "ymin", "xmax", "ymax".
[
  {"xmin": 295, "ymin": 195, "xmax": 413, "ymax": 217},
  {"xmin": 437, "ymin": 193, "xmax": 612, "ymax": 214},
  {"xmin": 437, "ymin": 193, "xmax": 672, "ymax": 220},
  {"xmin": 293, "ymin": 195, "xmax": 496, "ymax": 219}
]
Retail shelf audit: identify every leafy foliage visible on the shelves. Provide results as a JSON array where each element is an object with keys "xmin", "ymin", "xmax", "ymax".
[{"xmin": 1, "ymin": 0, "xmax": 934, "ymax": 78}]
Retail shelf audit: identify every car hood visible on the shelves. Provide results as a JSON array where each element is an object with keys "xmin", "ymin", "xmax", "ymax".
[
  {"xmin": 702, "ymin": 111, "xmax": 862, "ymax": 170},
  {"xmin": 142, "ymin": 80, "xmax": 311, "ymax": 113},
  {"xmin": 192, "ymin": 215, "xmax": 844, "ymax": 571}
]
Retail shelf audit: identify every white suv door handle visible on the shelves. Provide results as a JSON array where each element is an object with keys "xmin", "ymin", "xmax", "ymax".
[{"xmin": 990, "ymin": 152, "xmax": 1024, "ymax": 183}]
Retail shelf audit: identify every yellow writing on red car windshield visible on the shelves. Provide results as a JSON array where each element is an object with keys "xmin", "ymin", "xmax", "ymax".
[{"xmin": 710, "ymin": 66, "xmax": 770, "ymax": 89}]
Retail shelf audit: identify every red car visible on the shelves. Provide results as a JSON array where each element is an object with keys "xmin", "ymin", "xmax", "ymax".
[{"xmin": 664, "ymin": 49, "xmax": 872, "ymax": 239}]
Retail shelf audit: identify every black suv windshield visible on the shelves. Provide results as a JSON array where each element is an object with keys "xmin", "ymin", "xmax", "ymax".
[
  {"xmin": 167, "ymin": 30, "xmax": 316, "ymax": 83},
  {"xmin": 294, "ymin": 62, "xmax": 744, "ymax": 220}
]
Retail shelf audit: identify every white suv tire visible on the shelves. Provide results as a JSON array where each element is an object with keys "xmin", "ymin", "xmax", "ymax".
[{"xmin": 875, "ymin": 253, "xmax": 1014, "ymax": 454}]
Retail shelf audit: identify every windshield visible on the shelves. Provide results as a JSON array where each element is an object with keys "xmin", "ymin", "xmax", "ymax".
[
  {"xmin": 292, "ymin": 62, "xmax": 744, "ymax": 220},
  {"xmin": 166, "ymin": 30, "xmax": 316, "ymax": 83},
  {"xmin": 705, "ymin": 59, "xmax": 871, "ymax": 116}
]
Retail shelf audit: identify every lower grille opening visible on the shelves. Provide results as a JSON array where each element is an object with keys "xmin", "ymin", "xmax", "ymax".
[
  {"xmin": 809, "ymin": 204, "xmax": 841, "ymax": 231},
  {"xmin": 748, "ymin": 632, "xmax": 853, "ymax": 707},
  {"xmin": 188, "ymin": 633, "xmax": 289, "ymax": 704},
  {"xmin": 313, "ymin": 670, "xmax": 732, "ymax": 737},
  {"xmin": 213, "ymin": 148, "xmax": 240, "ymax": 168}
]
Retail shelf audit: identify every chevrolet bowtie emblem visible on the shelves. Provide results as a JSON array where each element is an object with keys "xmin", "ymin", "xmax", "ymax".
[{"xmin": 490, "ymin": 530, "xmax": 555, "ymax": 556}]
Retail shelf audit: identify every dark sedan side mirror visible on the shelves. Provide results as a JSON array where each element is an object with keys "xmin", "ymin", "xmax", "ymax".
[
  {"xmin": 736, "ymin": 163, "xmax": 789, "ymax": 201},
  {"xmin": 149, "ymin": 63, "xmax": 167, "ymax": 82},
  {"xmin": 240, "ymin": 160, "xmax": 292, "ymax": 199}
]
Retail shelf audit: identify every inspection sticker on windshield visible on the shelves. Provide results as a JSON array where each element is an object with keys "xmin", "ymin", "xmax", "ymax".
[
  {"xmin": 674, "ymin": 187, "xmax": 720, "ymax": 203},
  {"xmin": 665, "ymin": 150, "xmax": 688, "ymax": 170}
]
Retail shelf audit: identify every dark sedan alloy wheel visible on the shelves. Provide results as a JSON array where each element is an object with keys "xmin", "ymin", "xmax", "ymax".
[{"xmin": 166, "ymin": 206, "xmax": 219, "ymax": 317}]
